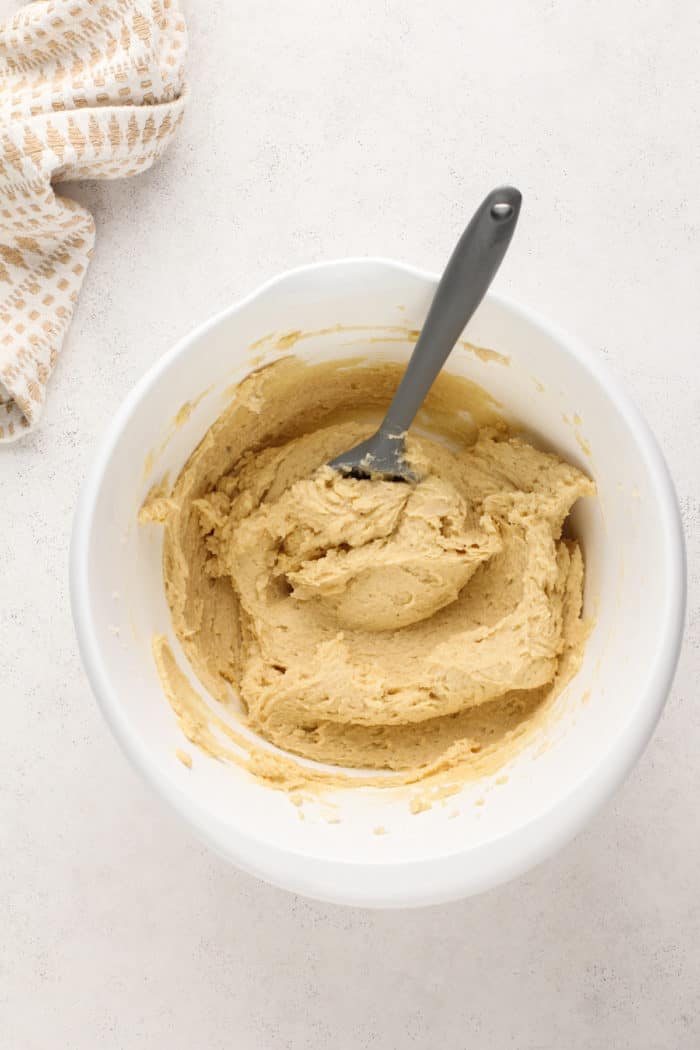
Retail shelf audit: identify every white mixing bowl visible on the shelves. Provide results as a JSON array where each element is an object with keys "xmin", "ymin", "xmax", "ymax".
[{"xmin": 70, "ymin": 259, "xmax": 685, "ymax": 907}]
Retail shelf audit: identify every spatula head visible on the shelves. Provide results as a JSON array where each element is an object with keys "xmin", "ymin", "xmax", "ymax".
[{"xmin": 328, "ymin": 431, "xmax": 418, "ymax": 483}]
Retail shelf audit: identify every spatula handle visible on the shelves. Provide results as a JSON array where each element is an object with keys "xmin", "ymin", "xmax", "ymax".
[{"xmin": 380, "ymin": 186, "xmax": 521, "ymax": 438}]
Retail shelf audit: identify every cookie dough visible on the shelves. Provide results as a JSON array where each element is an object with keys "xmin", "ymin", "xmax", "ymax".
[{"xmin": 143, "ymin": 356, "xmax": 594, "ymax": 785}]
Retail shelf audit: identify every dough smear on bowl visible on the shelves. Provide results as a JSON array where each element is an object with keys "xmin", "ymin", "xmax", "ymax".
[{"xmin": 141, "ymin": 356, "xmax": 595, "ymax": 795}]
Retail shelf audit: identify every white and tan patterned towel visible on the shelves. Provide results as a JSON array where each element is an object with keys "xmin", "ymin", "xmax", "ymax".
[{"xmin": 0, "ymin": 0, "xmax": 187, "ymax": 442}]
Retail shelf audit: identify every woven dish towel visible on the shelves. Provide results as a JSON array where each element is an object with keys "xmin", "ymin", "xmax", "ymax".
[{"xmin": 0, "ymin": 0, "xmax": 187, "ymax": 442}]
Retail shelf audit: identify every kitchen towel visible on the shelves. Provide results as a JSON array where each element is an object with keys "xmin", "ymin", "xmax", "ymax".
[{"xmin": 0, "ymin": 0, "xmax": 187, "ymax": 442}]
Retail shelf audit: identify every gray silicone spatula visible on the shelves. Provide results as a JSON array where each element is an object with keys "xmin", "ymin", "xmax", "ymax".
[{"xmin": 329, "ymin": 185, "xmax": 522, "ymax": 482}]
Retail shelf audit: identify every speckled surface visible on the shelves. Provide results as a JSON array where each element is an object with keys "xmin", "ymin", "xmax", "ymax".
[{"xmin": 3, "ymin": 1, "xmax": 699, "ymax": 1046}]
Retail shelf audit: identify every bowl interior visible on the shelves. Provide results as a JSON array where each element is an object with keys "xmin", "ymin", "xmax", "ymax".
[{"xmin": 73, "ymin": 261, "xmax": 682, "ymax": 903}]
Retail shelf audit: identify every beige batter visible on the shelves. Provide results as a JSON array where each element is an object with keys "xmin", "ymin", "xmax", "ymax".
[{"xmin": 141, "ymin": 356, "xmax": 595, "ymax": 796}]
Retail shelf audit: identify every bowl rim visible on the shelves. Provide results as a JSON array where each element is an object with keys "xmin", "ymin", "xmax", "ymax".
[{"xmin": 70, "ymin": 257, "xmax": 686, "ymax": 907}]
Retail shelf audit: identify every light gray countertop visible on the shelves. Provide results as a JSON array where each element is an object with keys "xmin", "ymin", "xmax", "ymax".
[{"xmin": 3, "ymin": 1, "xmax": 699, "ymax": 1046}]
